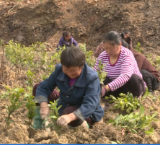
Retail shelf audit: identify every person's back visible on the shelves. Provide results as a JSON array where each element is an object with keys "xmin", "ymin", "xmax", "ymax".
[{"xmin": 131, "ymin": 49, "xmax": 160, "ymax": 81}]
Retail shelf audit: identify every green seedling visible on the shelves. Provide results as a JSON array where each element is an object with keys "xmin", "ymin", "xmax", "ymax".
[
  {"xmin": 109, "ymin": 106, "xmax": 157, "ymax": 135},
  {"xmin": 79, "ymin": 43, "xmax": 96, "ymax": 68},
  {"xmin": 106, "ymin": 93, "xmax": 141, "ymax": 113},
  {"xmin": 97, "ymin": 60, "xmax": 107, "ymax": 84},
  {"xmin": 26, "ymin": 69, "xmax": 36, "ymax": 87},
  {"xmin": 2, "ymin": 86, "xmax": 24, "ymax": 128},
  {"xmin": 24, "ymin": 92, "xmax": 37, "ymax": 126},
  {"xmin": 46, "ymin": 100, "xmax": 62, "ymax": 131}
]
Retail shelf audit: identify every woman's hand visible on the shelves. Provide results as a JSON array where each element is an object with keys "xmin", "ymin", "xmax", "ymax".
[
  {"xmin": 57, "ymin": 113, "xmax": 77, "ymax": 127},
  {"xmin": 40, "ymin": 102, "xmax": 50, "ymax": 120},
  {"xmin": 105, "ymin": 85, "xmax": 110, "ymax": 92}
]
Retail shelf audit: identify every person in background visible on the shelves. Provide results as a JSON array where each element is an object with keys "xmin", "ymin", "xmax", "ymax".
[
  {"xmin": 120, "ymin": 31, "xmax": 132, "ymax": 49},
  {"xmin": 94, "ymin": 42, "xmax": 105, "ymax": 58},
  {"xmin": 121, "ymin": 33, "xmax": 160, "ymax": 93},
  {"xmin": 57, "ymin": 31, "xmax": 79, "ymax": 50},
  {"xmin": 33, "ymin": 46, "xmax": 104, "ymax": 130},
  {"xmin": 94, "ymin": 31, "xmax": 146, "ymax": 98}
]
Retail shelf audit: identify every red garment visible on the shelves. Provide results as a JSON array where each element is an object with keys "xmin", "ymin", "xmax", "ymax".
[{"xmin": 131, "ymin": 48, "xmax": 160, "ymax": 81}]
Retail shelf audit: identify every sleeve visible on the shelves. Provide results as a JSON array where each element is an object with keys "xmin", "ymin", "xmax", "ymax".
[
  {"xmin": 72, "ymin": 38, "xmax": 79, "ymax": 46},
  {"xmin": 73, "ymin": 77, "xmax": 101, "ymax": 120},
  {"xmin": 34, "ymin": 65, "xmax": 59, "ymax": 103},
  {"xmin": 57, "ymin": 37, "xmax": 64, "ymax": 50},
  {"xmin": 108, "ymin": 55, "xmax": 134, "ymax": 91}
]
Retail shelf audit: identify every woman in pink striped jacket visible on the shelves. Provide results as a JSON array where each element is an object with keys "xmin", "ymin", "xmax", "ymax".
[{"xmin": 94, "ymin": 31, "xmax": 146, "ymax": 98}]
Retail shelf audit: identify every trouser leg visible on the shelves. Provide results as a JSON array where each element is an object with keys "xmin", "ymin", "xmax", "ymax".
[{"xmin": 102, "ymin": 74, "xmax": 145, "ymax": 98}]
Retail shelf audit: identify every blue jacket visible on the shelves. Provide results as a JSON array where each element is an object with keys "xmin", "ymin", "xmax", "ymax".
[
  {"xmin": 34, "ymin": 63, "xmax": 104, "ymax": 122},
  {"xmin": 57, "ymin": 36, "xmax": 79, "ymax": 49}
]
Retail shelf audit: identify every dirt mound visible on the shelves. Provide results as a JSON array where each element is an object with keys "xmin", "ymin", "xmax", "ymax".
[{"xmin": 0, "ymin": 0, "xmax": 160, "ymax": 53}]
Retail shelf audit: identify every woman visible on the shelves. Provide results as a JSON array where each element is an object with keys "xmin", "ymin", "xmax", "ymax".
[
  {"xmin": 33, "ymin": 46, "xmax": 104, "ymax": 129},
  {"xmin": 121, "ymin": 33, "xmax": 160, "ymax": 93},
  {"xmin": 57, "ymin": 31, "xmax": 79, "ymax": 50},
  {"xmin": 94, "ymin": 31, "xmax": 146, "ymax": 98}
]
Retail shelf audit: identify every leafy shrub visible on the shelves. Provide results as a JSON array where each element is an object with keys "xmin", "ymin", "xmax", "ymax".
[
  {"xmin": 47, "ymin": 100, "xmax": 61, "ymax": 131},
  {"xmin": 79, "ymin": 43, "xmax": 96, "ymax": 68},
  {"xmin": 2, "ymin": 86, "xmax": 24, "ymax": 128},
  {"xmin": 106, "ymin": 93, "xmax": 141, "ymax": 113},
  {"xmin": 97, "ymin": 60, "xmax": 107, "ymax": 83},
  {"xmin": 24, "ymin": 90, "xmax": 37, "ymax": 126},
  {"xmin": 109, "ymin": 106, "xmax": 157, "ymax": 135}
]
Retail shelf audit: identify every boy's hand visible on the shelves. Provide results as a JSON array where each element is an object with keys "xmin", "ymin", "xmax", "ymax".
[
  {"xmin": 57, "ymin": 113, "xmax": 77, "ymax": 127},
  {"xmin": 40, "ymin": 102, "xmax": 49, "ymax": 120}
]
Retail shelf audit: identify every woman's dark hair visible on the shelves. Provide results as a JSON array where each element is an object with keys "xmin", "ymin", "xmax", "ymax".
[
  {"xmin": 62, "ymin": 31, "xmax": 71, "ymax": 37},
  {"xmin": 122, "ymin": 39, "xmax": 129, "ymax": 48},
  {"xmin": 60, "ymin": 46, "xmax": 85, "ymax": 67},
  {"xmin": 103, "ymin": 31, "xmax": 122, "ymax": 45}
]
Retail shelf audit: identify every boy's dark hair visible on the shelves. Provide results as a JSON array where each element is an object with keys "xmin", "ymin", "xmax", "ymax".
[
  {"xmin": 60, "ymin": 46, "xmax": 85, "ymax": 67},
  {"xmin": 62, "ymin": 31, "xmax": 71, "ymax": 37},
  {"xmin": 103, "ymin": 31, "xmax": 122, "ymax": 45},
  {"xmin": 122, "ymin": 39, "xmax": 129, "ymax": 48}
]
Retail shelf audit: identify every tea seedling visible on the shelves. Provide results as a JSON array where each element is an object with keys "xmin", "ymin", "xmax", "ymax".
[
  {"xmin": 24, "ymin": 92, "xmax": 37, "ymax": 126},
  {"xmin": 106, "ymin": 93, "xmax": 141, "ymax": 113},
  {"xmin": 109, "ymin": 106, "xmax": 157, "ymax": 135},
  {"xmin": 2, "ymin": 86, "xmax": 24, "ymax": 128},
  {"xmin": 47, "ymin": 100, "xmax": 62, "ymax": 131},
  {"xmin": 26, "ymin": 69, "xmax": 36, "ymax": 87},
  {"xmin": 97, "ymin": 60, "xmax": 107, "ymax": 84}
]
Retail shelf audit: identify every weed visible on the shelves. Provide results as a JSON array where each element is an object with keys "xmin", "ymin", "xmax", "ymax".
[
  {"xmin": 24, "ymin": 91, "xmax": 37, "ymax": 126},
  {"xmin": 97, "ymin": 60, "xmax": 107, "ymax": 83}
]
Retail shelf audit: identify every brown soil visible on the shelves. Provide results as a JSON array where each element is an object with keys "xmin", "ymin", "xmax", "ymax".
[{"xmin": 1, "ymin": 0, "xmax": 160, "ymax": 144}]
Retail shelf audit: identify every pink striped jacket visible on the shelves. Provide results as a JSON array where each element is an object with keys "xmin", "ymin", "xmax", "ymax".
[{"xmin": 94, "ymin": 46, "xmax": 146, "ymax": 91}]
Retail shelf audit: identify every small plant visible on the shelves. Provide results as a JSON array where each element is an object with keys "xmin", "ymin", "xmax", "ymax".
[
  {"xmin": 47, "ymin": 100, "xmax": 62, "ymax": 131},
  {"xmin": 2, "ymin": 86, "xmax": 24, "ymax": 128},
  {"xmin": 24, "ymin": 91, "xmax": 37, "ymax": 126},
  {"xmin": 79, "ymin": 43, "xmax": 96, "ymax": 68},
  {"xmin": 26, "ymin": 69, "xmax": 36, "ymax": 87},
  {"xmin": 106, "ymin": 93, "xmax": 141, "ymax": 113},
  {"xmin": 109, "ymin": 106, "xmax": 157, "ymax": 135},
  {"xmin": 97, "ymin": 60, "xmax": 107, "ymax": 84},
  {"xmin": 135, "ymin": 42, "xmax": 143, "ymax": 53}
]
